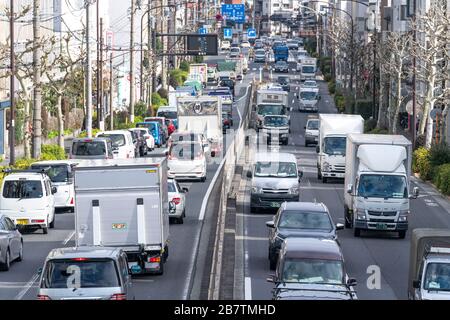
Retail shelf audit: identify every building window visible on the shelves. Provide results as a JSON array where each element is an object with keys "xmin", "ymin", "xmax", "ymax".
[{"xmin": 400, "ymin": 5, "xmax": 408, "ymax": 20}]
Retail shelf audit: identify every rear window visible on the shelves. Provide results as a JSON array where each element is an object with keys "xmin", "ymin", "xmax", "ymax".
[
  {"xmin": 72, "ymin": 141, "xmax": 107, "ymax": 156},
  {"xmin": 169, "ymin": 143, "xmax": 203, "ymax": 160},
  {"xmin": 3, "ymin": 180, "xmax": 43, "ymax": 199},
  {"xmin": 32, "ymin": 165, "xmax": 69, "ymax": 183},
  {"xmin": 97, "ymin": 134, "xmax": 126, "ymax": 147},
  {"xmin": 171, "ymin": 133, "xmax": 199, "ymax": 143},
  {"xmin": 41, "ymin": 259, "xmax": 120, "ymax": 289},
  {"xmin": 157, "ymin": 111, "xmax": 177, "ymax": 119}
]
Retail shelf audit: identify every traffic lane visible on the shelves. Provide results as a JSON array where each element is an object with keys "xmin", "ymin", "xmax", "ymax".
[{"xmin": 0, "ymin": 212, "xmax": 76, "ymax": 300}]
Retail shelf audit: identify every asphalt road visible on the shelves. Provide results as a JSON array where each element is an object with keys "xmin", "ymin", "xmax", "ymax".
[
  {"xmin": 0, "ymin": 51, "xmax": 251, "ymax": 300},
  {"xmin": 240, "ymin": 52, "xmax": 450, "ymax": 300}
]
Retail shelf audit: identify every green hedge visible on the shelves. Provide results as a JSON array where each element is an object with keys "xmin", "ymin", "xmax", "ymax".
[
  {"xmin": 334, "ymin": 94, "xmax": 345, "ymax": 113},
  {"xmin": 413, "ymin": 147, "xmax": 432, "ymax": 180},
  {"xmin": 151, "ymin": 93, "xmax": 168, "ymax": 110},
  {"xmin": 355, "ymin": 100, "xmax": 374, "ymax": 120},
  {"xmin": 433, "ymin": 164, "xmax": 450, "ymax": 195},
  {"xmin": 328, "ymin": 81, "xmax": 336, "ymax": 94},
  {"xmin": 180, "ymin": 61, "xmax": 190, "ymax": 72}
]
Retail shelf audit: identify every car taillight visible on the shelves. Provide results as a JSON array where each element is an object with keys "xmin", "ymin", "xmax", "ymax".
[
  {"xmin": 172, "ymin": 197, "xmax": 181, "ymax": 205},
  {"xmin": 110, "ymin": 293, "xmax": 127, "ymax": 300},
  {"xmin": 37, "ymin": 295, "xmax": 51, "ymax": 300},
  {"xmin": 148, "ymin": 256, "xmax": 161, "ymax": 263},
  {"xmin": 70, "ymin": 197, "xmax": 74, "ymax": 205},
  {"xmin": 32, "ymin": 219, "xmax": 45, "ymax": 223},
  {"xmin": 224, "ymin": 119, "xmax": 230, "ymax": 125}
]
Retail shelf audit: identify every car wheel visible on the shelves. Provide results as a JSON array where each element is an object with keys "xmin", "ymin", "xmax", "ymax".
[
  {"xmin": 305, "ymin": 141, "xmax": 309, "ymax": 147},
  {"xmin": 398, "ymin": 230, "xmax": 406, "ymax": 239},
  {"xmin": 0, "ymin": 249, "xmax": 10, "ymax": 271},
  {"xmin": 269, "ymin": 256, "xmax": 277, "ymax": 271},
  {"xmin": 49, "ymin": 214, "xmax": 55, "ymax": 229},
  {"xmin": 43, "ymin": 227, "xmax": 48, "ymax": 235},
  {"xmin": 344, "ymin": 207, "xmax": 352, "ymax": 229},
  {"xmin": 317, "ymin": 168, "xmax": 322, "ymax": 180},
  {"xmin": 250, "ymin": 205, "xmax": 256, "ymax": 214},
  {"xmin": 201, "ymin": 176, "xmax": 207, "ymax": 182},
  {"xmin": 354, "ymin": 228, "xmax": 361, "ymax": 237},
  {"xmin": 17, "ymin": 241, "xmax": 23, "ymax": 262},
  {"xmin": 322, "ymin": 177, "xmax": 328, "ymax": 184}
]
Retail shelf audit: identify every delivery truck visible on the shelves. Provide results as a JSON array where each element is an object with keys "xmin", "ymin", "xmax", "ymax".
[
  {"xmin": 254, "ymin": 89, "xmax": 289, "ymax": 130},
  {"xmin": 408, "ymin": 229, "xmax": 450, "ymax": 300},
  {"xmin": 317, "ymin": 114, "xmax": 364, "ymax": 183},
  {"xmin": 189, "ymin": 63, "xmax": 208, "ymax": 87},
  {"xmin": 74, "ymin": 158, "xmax": 170, "ymax": 275},
  {"xmin": 344, "ymin": 134, "xmax": 419, "ymax": 238},
  {"xmin": 300, "ymin": 58, "xmax": 317, "ymax": 81}
]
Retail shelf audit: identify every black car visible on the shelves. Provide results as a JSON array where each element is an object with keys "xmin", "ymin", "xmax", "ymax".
[
  {"xmin": 266, "ymin": 202, "xmax": 344, "ymax": 270},
  {"xmin": 277, "ymin": 76, "xmax": 291, "ymax": 92},
  {"xmin": 219, "ymin": 79, "xmax": 235, "ymax": 94},
  {"xmin": 129, "ymin": 129, "xmax": 147, "ymax": 157}
]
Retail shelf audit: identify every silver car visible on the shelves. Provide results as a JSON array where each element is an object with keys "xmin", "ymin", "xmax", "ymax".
[
  {"xmin": 0, "ymin": 214, "xmax": 23, "ymax": 271},
  {"xmin": 38, "ymin": 246, "xmax": 134, "ymax": 300}
]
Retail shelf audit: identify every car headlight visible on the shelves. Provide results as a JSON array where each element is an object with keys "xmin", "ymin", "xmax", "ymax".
[
  {"xmin": 323, "ymin": 162, "xmax": 330, "ymax": 172},
  {"xmin": 289, "ymin": 187, "xmax": 299, "ymax": 194},
  {"xmin": 398, "ymin": 211, "xmax": 409, "ymax": 222},
  {"xmin": 252, "ymin": 187, "xmax": 263, "ymax": 194},
  {"xmin": 356, "ymin": 209, "xmax": 367, "ymax": 221},
  {"xmin": 305, "ymin": 132, "xmax": 313, "ymax": 136}
]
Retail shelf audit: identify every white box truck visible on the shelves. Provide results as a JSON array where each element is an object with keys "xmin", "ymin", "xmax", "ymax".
[
  {"xmin": 189, "ymin": 63, "xmax": 208, "ymax": 86},
  {"xmin": 74, "ymin": 158, "xmax": 170, "ymax": 275},
  {"xmin": 317, "ymin": 114, "xmax": 364, "ymax": 183},
  {"xmin": 298, "ymin": 87, "xmax": 320, "ymax": 112},
  {"xmin": 300, "ymin": 58, "xmax": 317, "ymax": 81},
  {"xmin": 254, "ymin": 89, "xmax": 290, "ymax": 130},
  {"xmin": 408, "ymin": 229, "xmax": 450, "ymax": 300},
  {"xmin": 177, "ymin": 96, "xmax": 223, "ymax": 156},
  {"xmin": 344, "ymin": 134, "xmax": 419, "ymax": 238}
]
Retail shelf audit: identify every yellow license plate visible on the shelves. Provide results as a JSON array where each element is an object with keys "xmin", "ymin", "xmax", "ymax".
[{"xmin": 17, "ymin": 219, "xmax": 28, "ymax": 225}]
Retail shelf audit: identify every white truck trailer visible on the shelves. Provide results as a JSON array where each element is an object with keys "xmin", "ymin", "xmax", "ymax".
[
  {"xmin": 408, "ymin": 229, "xmax": 450, "ymax": 300},
  {"xmin": 254, "ymin": 89, "xmax": 289, "ymax": 130},
  {"xmin": 317, "ymin": 114, "xmax": 364, "ymax": 183},
  {"xmin": 74, "ymin": 158, "xmax": 170, "ymax": 275},
  {"xmin": 300, "ymin": 58, "xmax": 317, "ymax": 81},
  {"xmin": 177, "ymin": 96, "xmax": 223, "ymax": 156},
  {"xmin": 344, "ymin": 134, "xmax": 419, "ymax": 238},
  {"xmin": 189, "ymin": 63, "xmax": 208, "ymax": 87}
]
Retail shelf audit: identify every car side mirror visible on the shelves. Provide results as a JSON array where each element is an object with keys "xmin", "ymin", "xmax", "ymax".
[
  {"xmin": 316, "ymin": 145, "xmax": 320, "ymax": 154},
  {"xmin": 51, "ymin": 187, "xmax": 58, "ymax": 194},
  {"xmin": 411, "ymin": 187, "xmax": 419, "ymax": 199},
  {"xmin": 247, "ymin": 170, "xmax": 253, "ymax": 178},
  {"xmin": 413, "ymin": 280, "xmax": 421, "ymax": 289},
  {"xmin": 346, "ymin": 184, "xmax": 353, "ymax": 195},
  {"xmin": 266, "ymin": 221, "xmax": 275, "ymax": 228},
  {"xmin": 37, "ymin": 267, "xmax": 43, "ymax": 275},
  {"xmin": 336, "ymin": 223, "xmax": 345, "ymax": 231},
  {"xmin": 182, "ymin": 187, "xmax": 189, "ymax": 193},
  {"xmin": 347, "ymin": 278, "xmax": 357, "ymax": 287},
  {"xmin": 298, "ymin": 170, "xmax": 303, "ymax": 180},
  {"xmin": 267, "ymin": 274, "xmax": 276, "ymax": 283}
]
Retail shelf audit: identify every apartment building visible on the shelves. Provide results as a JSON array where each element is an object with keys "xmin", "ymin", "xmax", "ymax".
[{"xmin": 261, "ymin": 0, "xmax": 296, "ymax": 35}]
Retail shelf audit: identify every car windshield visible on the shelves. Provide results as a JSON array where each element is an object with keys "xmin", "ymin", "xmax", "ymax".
[
  {"xmin": 3, "ymin": 180, "xmax": 43, "ymax": 199},
  {"xmin": 231, "ymin": 48, "xmax": 240, "ymax": 53},
  {"xmin": 257, "ymin": 105, "xmax": 286, "ymax": 116},
  {"xmin": 169, "ymin": 143, "xmax": 203, "ymax": 160},
  {"xmin": 278, "ymin": 77, "xmax": 289, "ymax": 84},
  {"xmin": 304, "ymin": 81, "xmax": 317, "ymax": 87},
  {"xmin": 282, "ymin": 259, "xmax": 344, "ymax": 285},
  {"xmin": 358, "ymin": 174, "xmax": 408, "ymax": 199},
  {"xmin": 302, "ymin": 66, "xmax": 315, "ymax": 73},
  {"xmin": 279, "ymin": 211, "xmax": 333, "ymax": 231},
  {"xmin": 97, "ymin": 134, "xmax": 125, "ymax": 147},
  {"xmin": 168, "ymin": 181, "xmax": 176, "ymax": 193},
  {"xmin": 254, "ymin": 161, "xmax": 297, "ymax": 178},
  {"xmin": 424, "ymin": 263, "xmax": 450, "ymax": 291},
  {"xmin": 32, "ymin": 165, "xmax": 69, "ymax": 183},
  {"xmin": 307, "ymin": 120, "xmax": 319, "ymax": 130},
  {"xmin": 300, "ymin": 91, "xmax": 318, "ymax": 100},
  {"xmin": 323, "ymin": 137, "xmax": 346, "ymax": 156},
  {"xmin": 157, "ymin": 111, "xmax": 177, "ymax": 119},
  {"xmin": 42, "ymin": 259, "xmax": 120, "ymax": 289},
  {"xmin": 72, "ymin": 141, "xmax": 106, "ymax": 156},
  {"xmin": 264, "ymin": 116, "xmax": 289, "ymax": 127}
]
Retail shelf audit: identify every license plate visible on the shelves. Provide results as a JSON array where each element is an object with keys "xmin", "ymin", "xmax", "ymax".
[
  {"xmin": 376, "ymin": 223, "xmax": 388, "ymax": 230},
  {"xmin": 17, "ymin": 219, "xmax": 28, "ymax": 226},
  {"xmin": 271, "ymin": 202, "xmax": 281, "ymax": 208}
]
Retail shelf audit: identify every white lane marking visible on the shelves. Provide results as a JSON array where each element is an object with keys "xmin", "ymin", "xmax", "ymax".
[
  {"xmin": 0, "ymin": 282, "xmax": 39, "ymax": 289},
  {"xmin": 182, "ymin": 223, "xmax": 202, "ymax": 300},
  {"xmin": 62, "ymin": 230, "xmax": 75, "ymax": 245},
  {"xmin": 14, "ymin": 273, "xmax": 39, "ymax": 300},
  {"xmin": 236, "ymin": 213, "xmax": 274, "ymax": 218},
  {"xmin": 245, "ymin": 277, "xmax": 252, "ymax": 300},
  {"xmin": 236, "ymin": 236, "xmax": 267, "ymax": 241}
]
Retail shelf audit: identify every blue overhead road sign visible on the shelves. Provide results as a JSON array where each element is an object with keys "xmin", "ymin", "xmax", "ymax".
[
  {"xmin": 198, "ymin": 28, "xmax": 207, "ymax": 35},
  {"xmin": 247, "ymin": 28, "xmax": 257, "ymax": 38},
  {"xmin": 223, "ymin": 28, "xmax": 232, "ymax": 39},
  {"xmin": 221, "ymin": 4, "xmax": 246, "ymax": 24}
]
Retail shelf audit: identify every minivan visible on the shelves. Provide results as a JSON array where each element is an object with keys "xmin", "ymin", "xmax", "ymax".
[
  {"xmin": 70, "ymin": 138, "xmax": 114, "ymax": 160},
  {"xmin": 136, "ymin": 122, "xmax": 165, "ymax": 147},
  {"xmin": 0, "ymin": 170, "xmax": 56, "ymax": 234},
  {"xmin": 31, "ymin": 160, "xmax": 78, "ymax": 212},
  {"xmin": 38, "ymin": 246, "xmax": 135, "ymax": 300},
  {"xmin": 156, "ymin": 106, "xmax": 178, "ymax": 129},
  {"xmin": 248, "ymin": 153, "xmax": 303, "ymax": 212},
  {"xmin": 96, "ymin": 130, "xmax": 135, "ymax": 159}
]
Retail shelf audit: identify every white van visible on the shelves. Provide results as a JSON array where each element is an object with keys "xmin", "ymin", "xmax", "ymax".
[
  {"xmin": 96, "ymin": 130, "xmax": 135, "ymax": 159},
  {"xmin": 31, "ymin": 160, "xmax": 78, "ymax": 212},
  {"xmin": 0, "ymin": 170, "xmax": 56, "ymax": 234}
]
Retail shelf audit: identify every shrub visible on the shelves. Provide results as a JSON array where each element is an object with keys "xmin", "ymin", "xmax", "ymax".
[
  {"xmin": 324, "ymin": 74, "xmax": 332, "ymax": 82},
  {"xmin": 169, "ymin": 69, "xmax": 189, "ymax": 88},
  {"xmin": 180, "ymin": 61, "xmax": 190, "ymax": 72},
  {"xmin": 413, "ymin": 147, "xmax": 431, "ymax": 180},
  {"xmin": 157, "ymin": 88, "xmax": 169, "ymax": 100},
  {"xmin": 429, "ymin": 143, "xmax": 450, "ymax": 168},
  {"xmin": 151, "ymin": 93, "xmax": 168, "ymax": 110},
  {"xmin": 78, "ymin": 128, "xmax": 101, "ymax": 138},
  {"xmin": 334, "ymin": 94, "xmax": 345, "ymax": 113},
  {"xmin": 433, "ymin": 164, "xmax": 450, "ymax": 195},
  {"xmin": 364, "ymin": 119, "xmax": 377, "ymax": 133},
  {"xmin": 328, "ymin": 81, "xmax": 336, "ymax": 94},
  {"xmin": 41, "ymin": 144, "xmax": 67, "ymax": 160},
  {"xmin": 355, "ymin": 100, "xmax": 374, "ymax": 120},
  {"xmin": 134, "ymin": 101, "xmax": 149, "ymax": 118}
]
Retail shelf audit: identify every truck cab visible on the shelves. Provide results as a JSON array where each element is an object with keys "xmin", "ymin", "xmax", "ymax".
[
  {"xmin": 262, "ymin": 115, "xmax": 290, "ymax": 145},
  {"xmin": 300, "ymin": 58, "xmax": 317, "ymax": 81},
  {"xmin": 297, "ymin": 87, "xmax": 320, "ymax": 112},
  {"xmin": 254, "ymin": 89, "xmax": 290, "ymax": 130}
]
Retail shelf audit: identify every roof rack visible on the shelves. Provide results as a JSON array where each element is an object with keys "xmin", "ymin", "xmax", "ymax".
[
  {"xmin": 429, "ymin": 247, "xmax": 450, "ymax": 255},
  {"xmin": 2, "ymin": 168, "xmax": 51, "ymax": 175}
]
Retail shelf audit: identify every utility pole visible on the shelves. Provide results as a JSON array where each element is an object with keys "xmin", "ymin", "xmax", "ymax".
[
  {"xmin": 147, "ymin": 0, "xmax": 153, "ymax": 99},
  {"xmin": 411, "ymin": 0, "xmax": 417, "ymax": 148},
  {"xmin": 109, "ymin": 52, "xmax": 114, "ymax": 130},
  {"xmin": 86, "ymin": 1, "xmax": 93, "ymax": 137},
  {"xmin": 96, "ymin": 0, "xmax": 100, "ymax": 129},
  {"xmin": 99, "ymin": 17, "xmax": 104, "ymax": 130},
  {"xmin": 130, "ymin": 0, "xmax": 136, "ymax": 123},
  {"xmin": 9, "ymin": 0, "xmax": 15, "ymax": 165},
  {"xmin": 32, "ymin": 0, "xmax": 42, "ymax": 159},
  {"xmin": 161, "ymin": 0, "xmax": 168, "ymax": 90}
]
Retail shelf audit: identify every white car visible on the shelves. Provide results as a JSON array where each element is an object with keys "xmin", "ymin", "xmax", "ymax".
[
  {"xmin": 241, "ymin": 41, "xmax": 251, "ymax": 48},
  {"xmin": 129, "ymin": 128, "xmax": 155, "ymax": 152},
  {"xmin": 229, "ymin": 47, "xmax": 241, "ymax": 58},
  {"xmin": 168, "ymin": 132, "xmax": 210, "ymax": 154},
  {"xmin": 0, "ymin": 170, "xmax": 56, "ymax": 234},
  {"xmin": 167, "ymin": 141, "xmax": 207, "ymax": 182},
  {"xmin": 30, "ymin": 160, "xmax": 79, "ymax": 212},
  {"xmin": 221, "ymin": 40, "xmax": 231, "ymax": 51},
  {"xmin": 303, "ymin": 80, "xmax": 318, "ymax": 89},
  {"xmin": 168, "ymin": 179, "xmax": 188, "ymax": 224},
  {"xmin": 96, "ymin": 130, "xmax": 135, "ymax": 159}
]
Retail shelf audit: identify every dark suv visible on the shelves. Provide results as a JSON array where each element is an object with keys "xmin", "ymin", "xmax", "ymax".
[{"xmin": 277, "ymin": 76, "xmax": 290, "ymax": 92}]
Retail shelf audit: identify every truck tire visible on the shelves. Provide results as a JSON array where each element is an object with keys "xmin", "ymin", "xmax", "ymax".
[
  {"xmin": 201, "ymin": 176, "xmax": 207, "ymax": 183},
  {"xmin": 155, "ymin": 261, "xmax": 164, "ymax": 275},
  {"xmin": 177, "ymin": 216, "xmax": 184, "ymax": 224},
  {"xmin": 354, "ymin": 228, "xmax": 361, "ymax": 237},
  {"xmin": 269, "ymin": 257, "xmax": 277, "ymax": 271},
  {"xmin": 398, "ymin": 230, "xmax": 406, "ymax": 239},
  {"xmin": 43, "ymin": 227, "xmax": 48, "ymax": 235},
  {"xmin": 322, "ymin": 177, "xmax": 328, "ymax": 184},
  {"xmin": 317, "ymin": 168, "xmax": 322, "ymax": 180},
  {"xmin": 250, "ymin": 205, "xmax": 256, "ymax": 214},
  {"xmin": 344, "ymin": 207, "xmax": 352, "ymax": 229}
]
